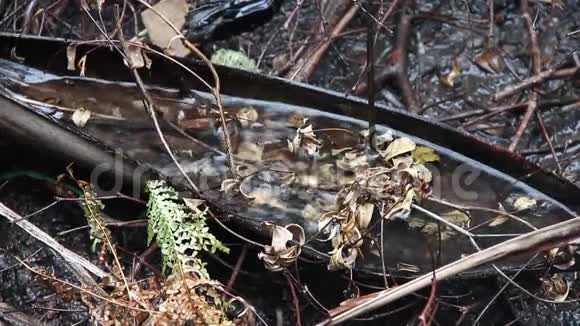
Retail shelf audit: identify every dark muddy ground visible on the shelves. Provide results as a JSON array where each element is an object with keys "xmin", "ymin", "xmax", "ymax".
[{"xmin": 1, "ymin": 0, "xmax": 579, "ymax": 325}]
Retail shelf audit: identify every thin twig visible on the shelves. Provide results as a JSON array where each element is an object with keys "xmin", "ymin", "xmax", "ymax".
[
  {"xmin": 472, "ymin": 254, "xmax": 538, "ymax": 326},
  {"xmin": 134, "ymin": 0, "xmax": 237, "ymax": 178},
  {"xmin": 535, "ymin": 110, "xmax": 563, "ymax": 174},
  {"xmin": 286, "ymin": 1, "xmax": 358, "ymax": 81},
  {"xmin": 227, "ymin": 244, "xmax": 247, "ymax": 289},
  {"xmin": 286, "ymin": 272, "xmax": 303, "ymax": 326},
  {"xmin": 508, "ymin": 0, "xmax": 541, "ymax": 152},
  {"xmin": 493, "ymin": 66, "xmax": 579, "ymax": 101}
]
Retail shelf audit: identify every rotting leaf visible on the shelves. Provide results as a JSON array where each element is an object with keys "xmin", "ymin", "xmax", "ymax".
[
  {"xmin": 513, "ymin": 196, "xmax": 537, "ymax": 211},
  {"xmin": 413, "ymin": 146, "xmax": 440, "ymax": 163},
  {"xmin": 258, "ymin": 223, "xmax": 304, "ymax": 272},
  {"xmin": 473, "ymin": 47, "xmax": 502, "ymax": 74},
  {"xmin": 72, "ymin": 107, "xmax": 91, "ymax": 127},
  {"xmin": 541, "ymin": 274, "xmax": 569, "ymax": 302},
  {"xmin": 382, "ymin": 137, "xmax": 416, "ymax": 162},
  {"xmin": 329, "ymin": 245, "xmax": 358, "ymax": 271}
]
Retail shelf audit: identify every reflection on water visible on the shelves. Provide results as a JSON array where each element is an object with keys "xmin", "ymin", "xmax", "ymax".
[{"xmin": 0, "ymin": 59, "xmax": 576, "ymax": 275}]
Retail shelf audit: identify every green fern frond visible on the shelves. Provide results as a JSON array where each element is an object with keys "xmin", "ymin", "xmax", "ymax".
[{"xmin": 146, "ymin": 180, "xmax": 229, "ymax": 278}]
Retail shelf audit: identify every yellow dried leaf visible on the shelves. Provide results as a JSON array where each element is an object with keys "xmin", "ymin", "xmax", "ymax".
[
  {"xmin": 440, "ymin": 61, "xmax": 461, "ymax": 87},
  {"xmin": 236, "ymin": 107, "xmax": 258, "ymax": 127},
  {"xmin": 413, "ymin": 146, "xmax": 440, "ymax": 163}
]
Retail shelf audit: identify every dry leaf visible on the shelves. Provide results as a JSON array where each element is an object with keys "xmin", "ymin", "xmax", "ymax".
[
  {"xmin": 337, "ymin": 150, "xmax": 368, "ymax": 170},
  {"xmin": 513, "ymin": 196, "xmax": 537, "ymax": 211},
  {"xmin": 288, "ymin": 122, "xmax": 322, "ymax": 157},
  {"xmin": 546, "ymin": 246, "xmax": 577, "ymax": 270},
  {"xmin": 220, "ymin": 178, "xmax": 239, "ymax": 193},
  {"xmin": 382, "ymin": 137, "xmax": 416, "ymax": 162},
  {"xmin": 374, "ymin": 130, "xmax": 394, "ymax": 148},
  {"xmin": 401, "ymin": 164, "xmax": 433, "ymax": 183},
  {"xmin": 236, "ymin": 107, "xmax": 258, "ymax": 127},
  {"xmin": 141, "ymin": 0, "xmax": 190, "ymax": 57},
  {"xmin": 66, "ymin": 43, "xmax": 78, "ymax": 71},
  {"xmin": 183, "ymin": 198, "xmax": 205, "ymax": 211},
  {"xmin": 440, "ymin": 61, "xmax": 461, "ymax": 87},
  {"xmin": 413, "ymin": 146, "xmax": 440, "ymax": 163},
  {"xmin": 329, "ymin": 245, "xmax": 358, "ymax": 271},
  {"xmin": 383, "ymin": 188, "xmax": 415, "ymax": 220},
  {"xmin": 258, "ymin": 223, "xmax": 304, "ymax": 271},
  {"xmin": 71, "ymin": 107, "xmax": 91, "ymax": 127},
  {"xmin": 473, "ymin": 47, "xmax": 502, "ymax": 74},
  {"xmin": 357, "ymin": 203, "xmax": 374, "ymax": 230},
  {"xmin": 441, "ymin": 210, "xmax": 471, "ymax": 228},
  {"xmin": 541, "ymin": 274, "xmax": 569, "ymax": 302},
  {"xmin": 318, "ymin": 216, "xmax": 340, "ymax": 242},
  {"xmin": 288, "ymin": 112, "xmax": 305, "ymax": 128},
  {"xmin": 489, "ymin": 215, "xmax": 510, "ymax": 227},
  {"xmin": 78, "ymin": 54, "xmax": 87, "ymax": 77},
  {"xmin": 392, "ymin": 155, "xmax": 414, "ymax": 169}
]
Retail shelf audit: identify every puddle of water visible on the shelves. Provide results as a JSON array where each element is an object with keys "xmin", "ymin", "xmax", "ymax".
[{"xmin": 0, "ymin": 59, "xmax": 576, "ymax": 275}]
